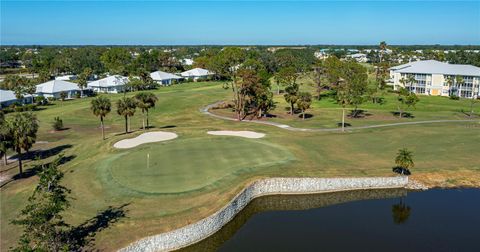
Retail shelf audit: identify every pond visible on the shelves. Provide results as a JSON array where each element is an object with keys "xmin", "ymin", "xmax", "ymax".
[{"xmin": 180, "ymin": 188, "xmax": 480, "ymax": 251}]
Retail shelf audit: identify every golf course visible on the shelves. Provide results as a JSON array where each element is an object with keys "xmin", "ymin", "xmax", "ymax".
[{"xmin": 1, "ymin": 81, "xmax": 479, "ymax": 250}]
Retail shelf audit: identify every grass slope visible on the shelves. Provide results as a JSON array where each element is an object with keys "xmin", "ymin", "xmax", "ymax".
[{"xmin": 1, "ymin": 81, "xmax": 479, "ymax": 251}]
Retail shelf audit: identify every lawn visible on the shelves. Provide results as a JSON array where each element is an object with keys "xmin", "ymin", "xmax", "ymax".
[
  {"xmin": 1, "ymin": 81, "xmax": 479, "ymax": 251},
  {"xmin": 212, "ymin": 77, "xmax": 479, "ymax": 129},
  {"xmin": 102, "ymin": 137, "xmax": 294, "ymax": 194}
]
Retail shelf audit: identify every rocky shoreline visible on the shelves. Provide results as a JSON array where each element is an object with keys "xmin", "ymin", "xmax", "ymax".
[{"xmin": 120, "ymin": 176, "xmax": 409, "ymax": 252}]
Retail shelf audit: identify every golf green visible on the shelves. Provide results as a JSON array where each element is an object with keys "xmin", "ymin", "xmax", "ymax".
[{"xmin": 102, "ymin": 137, "xmax": 294, "ymax": 194}]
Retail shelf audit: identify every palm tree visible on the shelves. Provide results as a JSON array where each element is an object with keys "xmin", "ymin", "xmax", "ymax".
[
  {"xmin": 78, "ymin": 67, "xmax": 92, "ymax": 97},
  {"xmin": 0, "ymin": 112, "xmax": 12, "ymax": 165},
  {"xmin": 6, "ymin": 112, "xmax": 39, "ymax": 176},
  {"xmin": 455, "ymin": 76, "xmax": 465, "ymax": 97},
  {"xmin": 90, "ymin": 96, "xmax": 111, "ymax": 140},
  {"xmin": 284, "ymin": 83, "xmax": 299, "ymax": 116},
  {"xmin": 296, "ymin": 92, "xmax": 312, "ymax": 120},
  {"xmin": 134, "ymin": 92, "xmax": 158, "ymax": 130},
  {"xmin": 117, "ymin": 97, "xmax": 137, "ymax": 133},
  {"xmin": 394, "ymin": 148, "xmax": 414, "ymax": 175}
]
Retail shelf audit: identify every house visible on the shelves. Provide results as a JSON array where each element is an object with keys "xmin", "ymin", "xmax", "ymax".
[
  {"xmin": 180, "ymin": 68, "xmax": 213, "ymax": 81},
  {"xmin": 87, "ymin": 75, "xmax": 128, "ymax": 94},
  {"xmin": 181, "ymin": 58, "xmax": 194, "ymax": 66},
  {"xmin": 347, "ymin": 53, "xmax": 368, "ymax": 63},
  {"xmin": 55, "ymin": 75, "xmax": 77, "ymax": 81},
  {"xmin": 150, "ymin": 70, "xmax": 183, "ymax": 85},
  {"xmin": 0, "ymin": 89, "xmax": 33, "ymax": 107},
  {"xmin": 35, "ymin": 80, "xmax": 81, "ymax": 99},
  {"xmin": 389, "ymin": 60, "xmax": 480, "ymax": 98}
]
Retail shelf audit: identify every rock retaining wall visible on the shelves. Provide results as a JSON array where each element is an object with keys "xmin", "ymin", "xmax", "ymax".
[{"xmin": 120, "ymin": 176, "xmax": 408, "ymax": 252}]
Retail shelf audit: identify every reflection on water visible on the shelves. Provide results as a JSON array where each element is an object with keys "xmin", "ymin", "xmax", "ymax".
[
  {"xmin": 391, "ymin": 197, "xmax": 411, "ymax": 224},
  {"xmin": 179, "ymin": 188, "xmax": 406, "ymax": 252},
  {"xmin": 180, "ymin": 189, "xmax": 480, "ymax": 252}
]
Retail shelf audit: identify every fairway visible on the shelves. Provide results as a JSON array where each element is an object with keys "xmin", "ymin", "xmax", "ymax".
[{"xmin": 102, "ymin": 137, "xmax": 294, "ymax": 194}]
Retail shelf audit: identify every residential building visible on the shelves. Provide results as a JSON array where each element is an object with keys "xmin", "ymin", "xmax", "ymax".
[
  {"xmin": 347, "ymin": 53, "xmax": 368, "ymax": 63},
  {"xmin": 35, "ymin": 80, "xmax": 81, "ymax": 99},
  {"xmin": 55, "ymin": 75, "xmax": 77, "ymax": 81},
  {"xmin": 180, "ymin": 68, "xmax": 213, "ymax": 81},
  {"xmin": 87, "ymin": 75, "xmax": 128, "ymax": 94},
  {"xmin": 0, "ymin": 89, "xmax": 33, "ymax": 107},
  {"xmin": 150, "ymin": 70, "xmax": 183, "ymax": 85},
  {"xmin": 389, "ymin": 60, "xmax": 480, "ymax": 98}
]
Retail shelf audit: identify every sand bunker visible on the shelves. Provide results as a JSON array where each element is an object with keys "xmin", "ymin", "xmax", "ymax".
[
  {"xmin": 207, "ymin": 130, "xmax": 265, "ymax": 139},
  {"xmin": 114, "ymin": 131, "xmax": 178, "ymax": 149}
]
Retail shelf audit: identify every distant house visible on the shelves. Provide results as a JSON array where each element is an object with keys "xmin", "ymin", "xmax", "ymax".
[
  {"xmin": 55, "ymin": 75, "xmax": 77, "ymax": 81},
  {"xmin": 389, "ymin": 60, "xmax": 480, "ymax": 98},
  {"xmin": 150, "ymin": 71, "xmax": 183, "ymax": 85},
  {"xmin": 35, "ymin": 80, "xmax": 81, "ymax": 99},
  {"xmin": 347, "ymin": 53, "xmax": 368, "ymax": 63},
  {"xmin": 87, "ymin": 75, "xmax": 128, "ymax": 94},
  {"xmin": 180, "ymin": 68, "xmax": 213, "ymax": 81},
  {"xmin": 181, "ymin": 58, "xmax": 194, "ymax": 66},
  {"xmin": 0, "ymin": 89, "xmax": 33, "ymax": 107}
]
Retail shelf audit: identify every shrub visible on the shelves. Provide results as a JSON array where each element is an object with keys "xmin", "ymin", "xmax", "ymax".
[
  {"xmin": 211, "ymin": 101, "xmax": 233, "ymax": 110},
  {"xmin": 35, "ymin": 96, "xmax": 48, "ymax": 105},
  {"xmin": 52, "ymin": 117, "xmax": 64, "ymax": 131},
  {"xmin": 59, "ymin": 91, "xmax": 68, "ymax": 101},
  {"xmin": 449, "ymin": 94, "xmax": 460, "ymax": 100},
  {"xmin": 75, "ymin": 92, "xmax": 81, "ymax": 99}
]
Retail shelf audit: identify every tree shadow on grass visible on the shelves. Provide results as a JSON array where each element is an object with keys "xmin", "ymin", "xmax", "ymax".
[
  {"xmin": 390, "ymin": 111, "xmax": 415, "ymax": 118},
  {"xmin": 10, "ymin": 155, "xmax": 76, "ymax": 181},
  {"xmin": 348, "ymin": 109, "xmax": 372, "ymax": 119},
  {"xmin": 159, "ymin": 125, "xmax": 176, "ymax": 129},
  {"xmin": 68, "ymin": 203, "xmax": 129, "ymax": 251},
  {"xmin": 9, "ymin": 144, "xmax": 73, "ymax": 161},
  {"xmin": 336, "ymin": 122, "xmax": 352, "ymax": 128},
  {"xmin": 298, "ymin": 113, "xmax": 314, "ymax": 119}
]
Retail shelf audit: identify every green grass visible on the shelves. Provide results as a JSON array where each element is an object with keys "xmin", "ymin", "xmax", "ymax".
[
  {"xmin": 1, "ymin": 80, "xmax": 479, "ymax": 251},
  {"xmin": 101, "ymin": 137, "xmax": 293, "ymax": 194}
]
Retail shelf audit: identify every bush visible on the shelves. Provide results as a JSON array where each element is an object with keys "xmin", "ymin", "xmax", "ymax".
[
  {"xmin": 449, "ymin": 94, "xmax": 460, "ymax": 100},
  {"xmin": 211, "ymin": 101, "xmax": 233, "ymax": 110},
  {"xmin": 47, "ymin": 97, "xmax": 57, "ymax": 102},
  {"xmin": 75, "ymin": 92, "xmax": 81, "ymax": 99},
  {"xmin": 35, "ymin": 96, "xmax": 48, "ymax": 105},
  {"xmin": 52, "ymin": 117, "xmax": 64, "ymax": 131}
]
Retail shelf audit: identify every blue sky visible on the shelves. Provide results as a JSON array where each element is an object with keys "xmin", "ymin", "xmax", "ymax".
[{"xmin": 1, "ymin": 1, "xmax": 479, "ymax": 45}]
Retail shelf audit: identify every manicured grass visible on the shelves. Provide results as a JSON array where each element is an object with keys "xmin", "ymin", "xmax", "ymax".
[
  {"xmin": 102, "ymin": 137, "xmax": 293, "ymax": 194},
  {"xmin": 213, "ymin": 80, "xmax": 479, "ymax": 129},
  {"xmin": 1, "ymin": 81, "xmax": 479, "ymax": 251}
]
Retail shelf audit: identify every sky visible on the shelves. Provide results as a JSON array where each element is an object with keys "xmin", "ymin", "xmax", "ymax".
[{"xmin": 1, "ymin": 1, "xmax": 479, "ymax": 45}]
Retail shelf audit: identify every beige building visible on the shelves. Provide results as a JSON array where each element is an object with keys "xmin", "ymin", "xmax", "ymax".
[{"xmin": 389, "ymin": 60, "xmax": 480, "ymax": 98}]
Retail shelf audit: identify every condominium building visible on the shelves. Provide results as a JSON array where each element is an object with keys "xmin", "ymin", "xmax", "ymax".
[{"xmin": 389, "ymin": 60, "xmax": 480, "ymax": 98}]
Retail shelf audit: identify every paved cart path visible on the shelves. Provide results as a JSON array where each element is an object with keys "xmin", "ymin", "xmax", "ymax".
[{"xmin": 201, "ymin": 102, "xmax": 480, "ymax": 132}]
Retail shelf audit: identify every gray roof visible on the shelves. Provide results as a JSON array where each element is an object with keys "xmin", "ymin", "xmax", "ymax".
[
  {"xmin": 36, "ymin": 80, "xmax": 80, "ymax": 94},
  {"xmin": 0, "ymin": 89, "xmax": 33, "ymax": 103},
  {"xmin": 87, "ymin": 75, "xmax": 128, "ymax": 88},
  {"xmin": 150, "ymin": 71, "xmax": 182, "ymax": 81},
  {"xmin": 390, "ymin": 60, "xmax": 480, "ymax": 76}
]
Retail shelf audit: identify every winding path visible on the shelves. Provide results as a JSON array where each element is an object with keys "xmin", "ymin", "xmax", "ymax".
[{"xmin": 201, "ymin": 102, "xmax": 479, "ymax": 132}]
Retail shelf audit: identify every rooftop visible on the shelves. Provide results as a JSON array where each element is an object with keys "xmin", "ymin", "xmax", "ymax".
[
  {"xmin": 390, "ymin": 60, "xmax": 480, "ymax": 76},
  {"xmin": 35, "ymin": 80, "xmax": 80, "ymax": 94}
]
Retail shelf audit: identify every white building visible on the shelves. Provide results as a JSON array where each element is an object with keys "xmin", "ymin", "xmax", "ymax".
[
  {"xmin": 35, "ymin": 80, "xmax": 81, "ymax": 99},
  {"xmin": 181, "ymin": 58, "xmax": 194, "ymax": 66},
  {"xmin": 389, "ymin": 60, "xmax": 480, "ymax": 98},
  {"xmin": 347, "ymin": 53, "xmax": 368, "ymax": 63},
  {"xmin": 0, "ymin": 89, "xmax": 33, "ymax": 107},
  {"xmin": 87, "ymin": 75, "xmax": 128, "ymax": 94},
  {"xmin": 180, "ymin": 68, "xmax": 213, "ymax": 81},
  {"xmin": 55, "ymin": 75, "xmax": 77, "ymax": 81},
  {"xmin": 150, "ymin": 71, "xmax": 183, "ymax": 85}
]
